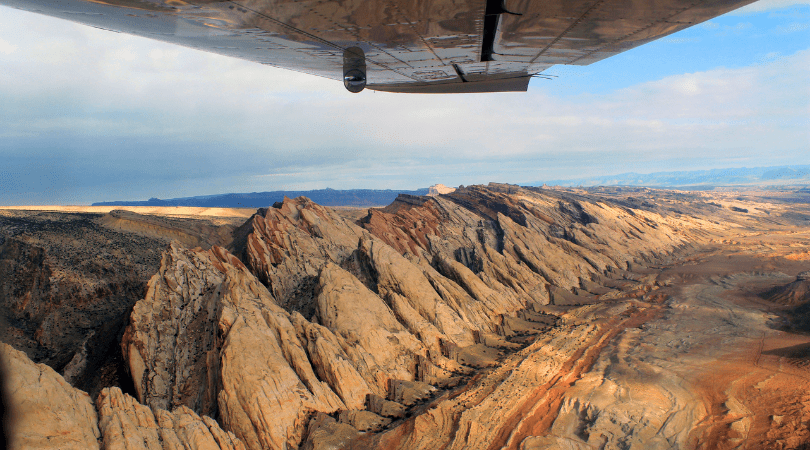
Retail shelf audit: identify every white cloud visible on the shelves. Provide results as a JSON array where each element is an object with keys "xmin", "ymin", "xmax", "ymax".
[
  {"xmin": 0, "ymin": 38, "xmax": 15, "ymax": 54},
  {"xmin": 733, "ymin": 0, "xmax": 810, "ymax": 14},
  {"xmin": 776, "ymin": 22, "xmax": 810, "ymax": 32}
]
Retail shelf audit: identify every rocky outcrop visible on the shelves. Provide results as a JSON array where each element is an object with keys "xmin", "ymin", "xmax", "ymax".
[
  {"xmin": 1, "ymin": 342, "xmax": 101, "ymax": 449},
  {"xmin": 123, "ymin": 239, "xmax": 478, "ymax": 449},
  {"xmin": 762, "ymin": 271, "xmax": 810, "ymax": 306},
  {"xmin": 362, "ymin": 184, "xmax": 692, "ymax": 306},
  {"xmin": 10, "ymin": 184, "xmax": 810, "ymax": 450},
  {"xmin": 97, "ymin": 387, "xmax": 245, "ymax": 450},
  {"xmin": 99, "ymin": 210, "xmax": 236, "ymax": 250},
  {"xmin": 230, "ymin": 197, "xmax": 366, "ymax": 316},
  {"xmin": 1, "ymin": 336, "xmax": 247, "ymax": 450},
  {"xmin": 120, "ymin": 185, "xmax": 708, "ymax": 450},
  {"xmin": 427, "ymin": 184, "xmax": 456, "ymax": 196},
  {"xmin": 359, "ymin": 237, "xmax": 475, "ymax": 348},
  {"xmin": 0, "ymin": 208, "xmax": 233, "ymax": 398},
  {"xmin": 123, "ymin": 243, "xmax": 346, "ymax": 450},
  {"xmin": 122, "ymin": 244, "xmax": 226, "ymax": 416},
  {"xmin": 367, "ymin": 320, "xmax": 611, "ymax": 450},
  {"xmin": 316, "ymin": 262, "xmax": 430, "ymax": 393}
]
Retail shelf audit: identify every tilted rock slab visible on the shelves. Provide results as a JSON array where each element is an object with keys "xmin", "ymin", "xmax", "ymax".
[
  {"xmin": 124, "ymin": 243, "xmax": 348, "ymax": 450},
  {"xmin": 367, "ymin": 322, "xmax": 606, "ymax": 450},
  {"xmin": 363, "ymin": 184, "xmax": 695, "ymax": 297},
  {"xmin": 230, "ymin": 197, "xmax": 365, "ymax": 315},
  {"xmin": 0, "ymin": 342, "xmax": 101, "ymax": 449},
  {"xmin": 123, "ymin": 239, "xmax": 476, "ymax": 450}
]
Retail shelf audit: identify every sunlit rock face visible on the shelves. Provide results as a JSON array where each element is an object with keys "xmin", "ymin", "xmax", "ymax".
[
  {"xmin": 427, "ymin": 184, "xmax": 456, "ymax": 196},
  {"xmin": 120, "ymin": 184, "xmax": 705, "ymax": 450},
  {"xmin": 6, "ymin": 184, "xmax": 810, "ymax": 449},
  {"xmin": 96, "ymin": 386, "xmax": 246, "ymax": 450},
  {"xmin": 762, "ymin": 270, "xmax": 810, "ymax": 306},
  {"xmin": 1, "ymin": 342, "xmax": 101, "ymax": 450}
]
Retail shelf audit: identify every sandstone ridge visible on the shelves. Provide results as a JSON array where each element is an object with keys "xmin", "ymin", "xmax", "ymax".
[
  {"xmin": 118, "ymin": 184, "xmax": 703, "ymax": 449},
  {"xmin": 5, "ymin": 184, "xmax": 810, "ymax": 449}
]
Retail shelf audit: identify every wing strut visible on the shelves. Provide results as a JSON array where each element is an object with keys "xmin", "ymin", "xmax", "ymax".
[{"xmin": 481, "ymin": 0, "xmax": 522, "ymax": 62}]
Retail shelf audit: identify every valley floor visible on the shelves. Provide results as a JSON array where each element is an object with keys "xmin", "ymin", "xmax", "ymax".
[{"xmin": 362, "ymin": 230, "xmax": 810, "ymax": 449}]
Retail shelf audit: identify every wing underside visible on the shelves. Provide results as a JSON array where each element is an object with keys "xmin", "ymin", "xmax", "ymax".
[{"xmin": 0, "ymin": 0, "xmax": 758, "ymax": 93}]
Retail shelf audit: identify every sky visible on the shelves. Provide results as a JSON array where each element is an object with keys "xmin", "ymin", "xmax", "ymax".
[{"xmin": 0, "ymin": 0, "xmax": 808, "ymax": 205}]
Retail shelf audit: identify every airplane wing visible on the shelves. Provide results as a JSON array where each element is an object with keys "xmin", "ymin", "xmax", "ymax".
[{"xmin": 0, "ymin": 0, "xmax": 759, "ymax": 93}]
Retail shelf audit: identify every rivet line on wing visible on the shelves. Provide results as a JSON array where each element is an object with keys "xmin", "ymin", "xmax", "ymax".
[
  {"xmin": 307, "ymin": 3, "xmax": 416, "ymax": 70},
  {"xmin": 227, "ymin": 0, "xmax": 420, "ymax": 81},
  {"xmin": 528, "ymin": 0, "xmax": 607, "ymax": 64},
  {"xmin": 569, "ymin": 0, "xmax": 708, "ymax": 64},
  {"xmin": 389, "ymin": 2, "xmax": 447, "ymax": 67}
]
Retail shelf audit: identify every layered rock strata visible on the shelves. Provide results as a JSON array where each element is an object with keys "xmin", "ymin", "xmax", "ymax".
[
  {"xmin": 9, "ymin": 185, "xmax": 810, "ymax": 449},
  {"xmin": 762, "ymin": 271, "xmax": 810, "ymax": 306},
  {"xmin": 123, "ymin": 244, "xmax": 346, "ymax": 449},
  {"xmin": 121, "ymin": 185, "xmax": 703, "ymax": 450}
]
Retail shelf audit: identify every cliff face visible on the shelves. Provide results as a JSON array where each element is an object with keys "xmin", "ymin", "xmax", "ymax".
[
  {"xmin": 0, "ymin": 209, "xmax": 240, "ymax": 399},
  {"xmin": 762, "ymin": 271, "xmax": 810, "ymax": 306},
  {"xmin": 0, "ymin": 212, "xmax": 166, "ymax": 397}
]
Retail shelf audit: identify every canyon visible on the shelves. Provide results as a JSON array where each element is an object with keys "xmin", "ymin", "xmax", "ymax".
[{"xmin": 2, "ymin": 184, "xmax": 809, "ymax": 449}]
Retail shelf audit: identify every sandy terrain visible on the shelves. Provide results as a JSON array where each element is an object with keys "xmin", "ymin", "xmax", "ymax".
[{"xmin": 0, "ymin": 205, "xmax": 256, "ymax": 218}]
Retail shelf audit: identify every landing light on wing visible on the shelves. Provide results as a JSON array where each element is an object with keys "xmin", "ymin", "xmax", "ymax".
[{"xmin": 343, "ymin": 47, "xmax": 367, "ymax": 93}]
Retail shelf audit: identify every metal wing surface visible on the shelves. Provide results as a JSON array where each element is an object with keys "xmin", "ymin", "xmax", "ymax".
[{"xmin": 0, "ymin": 0, "xmax": 759, "ymax": 93}]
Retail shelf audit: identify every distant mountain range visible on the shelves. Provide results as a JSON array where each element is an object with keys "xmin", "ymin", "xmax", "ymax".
[
  {"xmin": 94, "ymin": 165, "xmax": 810, "ymax": 208},
  {"xmin": 92, "ymin": 188, "xmax": 430, "ymax": 208},
  {"xmin": 534, "ymin": 165, "xmax": 810, "ymax": 188}
]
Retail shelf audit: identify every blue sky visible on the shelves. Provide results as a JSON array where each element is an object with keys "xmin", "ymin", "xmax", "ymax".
[{"xmin": 0, "ymin": 0, "xmax": 808, "ymax": 205}]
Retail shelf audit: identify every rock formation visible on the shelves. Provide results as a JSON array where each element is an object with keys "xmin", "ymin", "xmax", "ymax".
[
  {"xmin": 0, "ymin": 214, "xmax": 165, "ymax": 397},
  {"xmin": 99, "ymin": 209, "xmax": 236, "ymax": 250},
  {"xmin": 1, "ymin": 318, "xmax": 247, "ymax": 450},
  {"xmin": 1, "ymin": 342, "xmax": 100, "ymax": 449},
  {"xmin": 762, "ymin": 271, "xmax": 810, "ymax": 306},
  {"xmin": 427, "ymin": 184, "xmax": 456, "ymax": 196},
  {"xmin": 97, "ymin": 387, "xmax": 245, "ymax": 450},
  {"xmin": 5, "ymin": 184, "xmax": 810, "ymax": 449},
  {"xmin": 118, "ymin": 184, "xmax": 707, "ymax": 450},
  {"xmin": 0, "ymin": 209, "xmax": 241, "ymax": 397}
]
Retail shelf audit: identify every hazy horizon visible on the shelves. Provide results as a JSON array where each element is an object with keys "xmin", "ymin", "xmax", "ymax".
[{"xmin": 0, "ymin": 163, "xmax": 804, "ymax": 207}]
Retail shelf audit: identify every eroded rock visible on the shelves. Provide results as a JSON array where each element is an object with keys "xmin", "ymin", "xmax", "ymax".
[
  {"xmin": 124, "ymin": 243, "xmax": 346, "ymax": 450},
  {"xmin": 115, "ymin": 185, "xmax": 719, "ymax": 450},
  {"xmin": 96, "ymin": 386, "xmax": 245, "ymax": 450},
  {"xmin": 1, "ymin": 342, "xmax": 100, "ymax": 450}
]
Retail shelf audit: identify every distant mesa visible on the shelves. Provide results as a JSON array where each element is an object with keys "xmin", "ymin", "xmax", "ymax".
[
  {"xmin": 93, "ymin": 188, "xmax": 430, "ymax": 208},
  {"xmin": 427, "ymin": 184, "xmax": 456, "ymax": 197}
]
